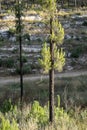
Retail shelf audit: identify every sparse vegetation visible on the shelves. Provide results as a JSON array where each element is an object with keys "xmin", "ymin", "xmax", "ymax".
[
  {"xmin": 82, "ymin": 20, "xmax": 87, "ymax": 26},
  {"xmin": 15, "ymin": 64, "xmax": 32, "ymax": 75},
  {"xmin": 0, "ymin": 0, "xmax": 87, "ymax": 129},
  {"xmin": 0, "ymin": 58, "xmax": 15, "ymax": 68},
  {"xmin": 0, "ymin": 95, "xmax": 87, "ymax": 130}
]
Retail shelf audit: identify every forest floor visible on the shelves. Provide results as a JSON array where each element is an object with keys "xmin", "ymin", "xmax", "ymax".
[{"xmin": 0, "ymin": 70, "xmax": 87, "ymax": 107}]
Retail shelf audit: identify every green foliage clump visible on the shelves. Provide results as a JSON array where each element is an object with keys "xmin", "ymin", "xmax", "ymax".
[
  {"xmin": 82, "ymin": 21, "xmax": 87, "ymax": 26},
  {"xmin": 17, "ymin": 55, "xmax": 27, "ymax": 63},
  {"xmin": 29, "ymin": 101, "xmax": 49, "ymax": 126},
  {"xmin": 23, "ymin": 33, "xmax": 30, "ymax": 41},
  {"xmin": 0, "ymin": 98, "xmax": 87, "ymax": 130},
  {"xmin": 51, "ymin": 20, "xmax": 64, "ymax": 44},
  {"xmin": 71, "ymin": 46, "xmax": 84, "ymax": 58},
  {"xmin": 0, "ymin": 99, "xmax": 17, "ymax": 113},
  {"xmin": 39, "ymin": 43, "xmax": 65, "ymax": 73},
  {"xmin": 16, "ymin": 64, "xmax": 32, "ymax": 75},
  {"xmin": 0, "ymin": 113, "xmax": 19, "ymax": 130},
  {"xmin": 54, "ymin": 47, "xmax": 65, "ymax": 72},
  {"xmin": 39, "ymin": 43, "xmax": 51, "ymax": 73},
  {"xmin": 40, "ymin": 0, "xmax": 57, "ymax": 12},
  {"xmin": 9, "ymin": 28, "xmax": 16, "ymax": 36},
  {"xmin": 1, "ymin": 99, "xmax": 13, "ymax": 113},
  {"xmin": 0, "ymin": 58, "xmax": 14, "ymax": 68}
]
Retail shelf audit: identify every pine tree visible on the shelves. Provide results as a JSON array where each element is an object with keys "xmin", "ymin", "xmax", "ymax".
[
  {"xmin": 39, "ymin": 0, "xmax": 65, "ymax": 122},
  {"xmin": 15, "ymin": 0, "xmax": 24, "ymax": 104}
]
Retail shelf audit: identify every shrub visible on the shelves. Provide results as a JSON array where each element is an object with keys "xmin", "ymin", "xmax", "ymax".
[
  {"xmin": 82, "ymin": 21, "xmax": 87, "ymax": 26},
  {"xmin": 29, "ymin": 101, "xmax": 49, "ymax": 126},
  {"xmin": 15, "ymin": 64, "xmax": 32, "ymax": 74},
  {"xmin": 0, "ymin": 113, "xmax": 19, "ymax": 130},
  {"xmin": 1, "ymin": 99, "xmax": 15, "ymax": 113},
  {"xmin": 17, "ymin": 55, "xmax": 27, "ymax": 63},
  {"xmin": 23, "ymin": 33, "xmax": 30, "ymax": 41},
  {"xmin": 5, "ymin": 58, "xmax": 14, "ymax": 68},
  {"xmin": 0, "ymin": 58, "xmax": 14, "ymax": 68},
  {"xmin": 71, "ymin": 46, "xmax": 84, "ymax": 58},
  {"xmin": 9, "ymin": 28, "xmax": 16, "ymax": 36},
  {"xmin": 0, "ymin": 98, "xmax": 87, "ymax": 130}
]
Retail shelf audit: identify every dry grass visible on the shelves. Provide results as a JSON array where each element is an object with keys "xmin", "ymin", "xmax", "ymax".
[{"xmin": 0, "ymin": 75, "xmax": 87, "ymax": 108}]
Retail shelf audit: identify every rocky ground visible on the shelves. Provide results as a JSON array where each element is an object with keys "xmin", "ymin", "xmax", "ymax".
[{"xmin": 0, "ymin": 8, "xmax": 87, "ymax": 76}]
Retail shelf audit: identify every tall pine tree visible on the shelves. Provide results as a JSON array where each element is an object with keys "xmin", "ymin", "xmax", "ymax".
[{"xmin": 39, "ymin": 0, "xmax": 65, "ymax": 122}]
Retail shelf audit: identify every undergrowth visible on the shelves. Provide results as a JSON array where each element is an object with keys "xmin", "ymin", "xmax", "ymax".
[{"xmin": 0, "ymin": 97, "xmax": 87, "ymax": 130}]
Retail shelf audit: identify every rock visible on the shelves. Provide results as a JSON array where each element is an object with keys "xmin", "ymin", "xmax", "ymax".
[
  {"xmin": 30, "ymin": 35, "xmax": 43, "ymax": 41},
  {"xmin": 0, "ymin": 54, "xmax": 10, "ymax": 58},
  {"xmin": 35, "ymin": 23, "xmax": 45, "ymax": 27},
  {"xmin": 0, "ymin": 28, "xmax": 9, "ymax": 38},
  {"xmin": 78, "ymin": 15, "xmax": 87, "ymax": 18},
  {"xmin": 71, "ymin": 35, "xmax": 77, "ymax": 39},
  {"xmin": 22, "ymin": 14, "xmax": 42, "ymax": 21},
  {"xmin": 32, "ymin": 69, "xmax": 37, "ymax": 74},
  {"xmin": 3, "ymin": 15, "xmax": 15, "ymax": 21},
  {"xmin": 65, "ymin": 34, "xmax": 71, "ymax": 40},
  {"xmin": 67, "ymin": 52, "xmax": 71, "ymax": 58},
  {"xmin": 63, "ymin": 23, "xmax": 70, "ymax": 29},
  {"xmin": 23, "ymin": 46, "xmax": 41, "ymax": 53},
  {"xmin": 0, "ymin": 46, "xmax": 17, "ymax": 51},
  {"xmin": 78, "ymin": 55, "xmax": 87, "ymax": 65},
  {"xmin": 71, "ymin": 15, "xmax": 87, "ymax": 19},
  {"xmin": 9, "ymin": 36, "xmax": 16, "ymax": 42},
  {"xmin": 25, "ymin": 39, "xmax": 28, "ymax": 42},
  {"xmin": 76, "ymin": 21, "xmax": 83, "ymax": 25},
  {"xmin": 67, "ymin": 66, "xmax": 73, "ymax": 71},
  {"xmin": 2, "ymin": 14, "xmax": 42, "ymax": 21}
]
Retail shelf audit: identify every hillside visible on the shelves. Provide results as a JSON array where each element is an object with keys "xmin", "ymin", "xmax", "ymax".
[{"xmin": 0, "ymin": 7, "xmax": 87, "ymax": 76}]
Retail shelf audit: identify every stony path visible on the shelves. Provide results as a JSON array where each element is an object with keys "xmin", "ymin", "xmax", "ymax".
[{"xmin": 0, "ymin": 70, "xmax": 87, "ymax": 85}]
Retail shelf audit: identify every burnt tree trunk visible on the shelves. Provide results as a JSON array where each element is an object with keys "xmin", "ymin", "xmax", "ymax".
[
  {"xmin": 0, "ymin": 0, "xmax": 1, "ymax": 13},
  {"xmin": 17, "ymin": 0, "xmax": 23, "ymax": 103},
  {"xmin": 19, "ymin": 34, "xmax": 23, "ymax": 103},
  {"xmin": 49, "ymin": 16, "xmax": 55, "ymax": 122}
]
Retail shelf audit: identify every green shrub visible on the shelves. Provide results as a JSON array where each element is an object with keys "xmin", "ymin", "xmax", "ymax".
[
  {"xmin": 0, "ymin": 113, "xmax": 19, "ymax": 130},
  {"xmin": 6, "ymin": 58, "xmax": 14, "ymax": 68},
  {"xmin": 15, "ymin": 64, "xmax": 32, "ymax": 74},
  {"xmin": 23, "ymin": 33, "xmax": 30, "ymax": 41},
  {"xmin": 82, "ymin": 21, "xmax": 87, "ymax": 26},
  {"xmin": 29, "ymin": 101, "xmax": 49, "ymax": 126},
  {"xmin": 0, "ymin": 36, "xmax": 4, "ymax": 41},
  {"xmin": 1, "ymin": 99, "xmax": 15, "ymax": 113},
  {"xmin": 0, "ymin": 98, "xmax": 87, "ymax": 130},
  {"xmin": 71, "ymin": 46, "xmax": 84, "ymax": 58},
  {"xmin": 9, "ymin": 28, "xmax": 16, "ymax": 36},
  {"xmin": 17, "ymin": 55, "xmax": 27, "ymax": 63},
  {"xmin": 0, "ymin": 58, "xmax": 14, "ymax": 68}
]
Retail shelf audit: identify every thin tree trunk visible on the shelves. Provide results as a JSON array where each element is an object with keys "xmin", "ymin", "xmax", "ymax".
[
  {"xmin": 19, "ymin": 35, "xmax": 23, "ymax": 103},
  {"xmin": 0, "ymin": 0, "xmax": 1, "ymax": 13},
  {"xmin": 49, "ymin": 16, "xmax": 55, "ymax": 122},
  {"xmin": 17, "ymin": 0, "xmax": 23, "ymax": 104},
  {"xmin": 68, "ymin": 0, "xmax": 69, "ymax": 7}
]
